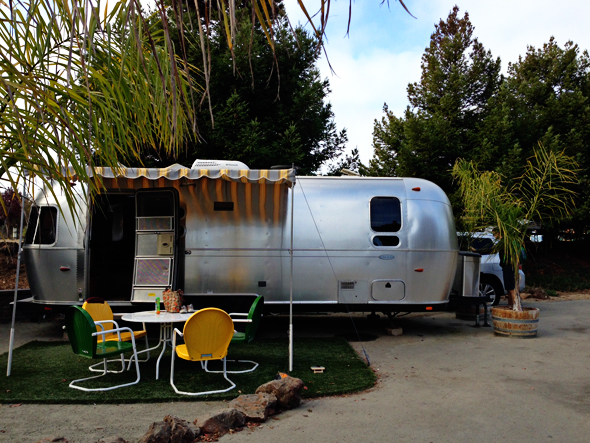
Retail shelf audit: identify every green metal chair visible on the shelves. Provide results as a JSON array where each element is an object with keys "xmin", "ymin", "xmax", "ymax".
[
  {"xmin": 82, "ymin": 297, "xmax": 150, "ymax": 372},
  {"xmin": 205, "ymin": 295, "xmax": 264, "ymax": 374},
  {"xmin": 65, "ymin": 306, "xmax": 141, "ymax": 391}
]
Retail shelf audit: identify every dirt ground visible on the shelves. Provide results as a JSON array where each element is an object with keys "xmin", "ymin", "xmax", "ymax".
[
  {"xmin": 0, "ymin": 241, "xmax": 28, "ymax": 291},
  {"xmin": 520, "ymin": 289, "xmax": 590, "ymax": 301}
]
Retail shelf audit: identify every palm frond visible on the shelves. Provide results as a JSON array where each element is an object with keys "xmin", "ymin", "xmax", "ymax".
[
  {"xmin": 1, "ymin": 0, "xmax": 199, "ymax": 217},
  {"xmin": 453, "ymin": 143, "xmax": 579, "ymax": 310}
]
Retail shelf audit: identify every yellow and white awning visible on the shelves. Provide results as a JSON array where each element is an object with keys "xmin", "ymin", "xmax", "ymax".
[{"xmin": 86, "ymin": 164, "xmax": 296, "ymax": 187}]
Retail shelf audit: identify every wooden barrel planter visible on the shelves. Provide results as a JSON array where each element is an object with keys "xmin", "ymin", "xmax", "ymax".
[{"xmin": 491, "ymin": 306, "xmax": 540, "ymax": 338}]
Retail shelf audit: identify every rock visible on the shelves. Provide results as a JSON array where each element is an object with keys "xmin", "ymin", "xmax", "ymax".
[
  {"xmin": 200, "ymin": 409, "xmax": 245, "ymax": 435},
  {"xmin": 164, "ymin": 415, "xmax": 199, "ymax": 443},
  {"xmin": 255, "ymin": 376, "xmax": 305, "ymax": 410},
  {"xmin": 137, "ymin": 421, "xmax": 170, "ymax": 443},
  {"xmin": 137, "ymin": 416, "xmax": 197, "ymax": 443},
  {"xmin": 97, "ymin": 438, "xmax": 128, "ymax": 443},
  {"xmin": 228, "ymin": 393, "xmax": 278, "ymax": 422},
  {"xmin": 386, "ymin": 327, "xmax": 403, "ymax": 336}
]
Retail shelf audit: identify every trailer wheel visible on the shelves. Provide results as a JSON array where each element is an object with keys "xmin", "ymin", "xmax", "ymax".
[{"xmin": 479, "ymin": 276, "xmax": 503, "ymax": 306}]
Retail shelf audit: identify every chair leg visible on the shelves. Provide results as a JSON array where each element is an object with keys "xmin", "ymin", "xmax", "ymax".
[
  {"xmin": 141, "ymin": 335, "xmax": 151, "ymax": 361},
  {"xmin": 203, "ymin": 359, "xmax": 259, "ymax": 374},
  {"xmin": 88, "ymin": 355, "xmax": 126, "ymax": 373},
  {"xmin": 71, "ymin": 359, "xmax": 111, "ymax": 390},
  {"xmin": 171, "ymin": 356, "xmax": 236, "ymax": 396},
  {"xmin": 170, "ymin": 350, "xmax": 178, "ymax": 392},
  {"xmin": 126, "ymin": 335, "xmax": 152, "ymax": 370},
  {"xmin": 89, "ymin": 339, "xmax": 149, "ymax": 373},
  {"xmin": 70, "ymin": 349, "xmax": 141, "ymax": 392}
]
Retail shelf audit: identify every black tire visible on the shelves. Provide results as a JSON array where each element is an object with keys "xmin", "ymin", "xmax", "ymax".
[{"xmin": 479, "ymin": 276, "xmax": 504, "ymax": 306}]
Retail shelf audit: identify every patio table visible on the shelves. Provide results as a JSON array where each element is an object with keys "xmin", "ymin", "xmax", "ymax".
[{"xmin": 121, "ymin": 311, "xmax": 192, "ymax": 380}]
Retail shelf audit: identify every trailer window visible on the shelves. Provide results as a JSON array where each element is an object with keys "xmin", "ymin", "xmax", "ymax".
[
  {"xmin": 370, "ymin": 197, "xmax": 401, "ymax": 232},
  {"xmin": 136, "ymin": 191, "xmax": 174, "ymax": 217},
  {"xmin": 25, "ymin": 206, "xmax": 57, "ymax": 245},
  {"xmin": 373, "ymin": 236, "xmax": 400, "ymax": 247},
  {"xmin": 214, "ymin": 201, "xmax": 234, "ymax": 211}
]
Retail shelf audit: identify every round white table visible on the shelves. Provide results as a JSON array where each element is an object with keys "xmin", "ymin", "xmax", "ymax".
[{"xmin": 121, "ymin": 311, "xmax": 193, "ymax": 380}]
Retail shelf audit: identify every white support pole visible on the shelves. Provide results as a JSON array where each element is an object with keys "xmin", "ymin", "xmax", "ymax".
[
  {"xmin": 7, "ymin": 175, "xmax": 27, "ymax": 376},
  {"xmin": 289, "ymin": 168, "xmax": 295, "ymax": 372}
]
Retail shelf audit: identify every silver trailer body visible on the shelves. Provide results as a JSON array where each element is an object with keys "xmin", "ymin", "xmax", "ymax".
[
  {"xmin": 23, "ymin": 186, "xmax": 87, "ymax": 304},
  {"xmin": 23, "ymin": 164, "xmax": 460, "ymax": 312}
]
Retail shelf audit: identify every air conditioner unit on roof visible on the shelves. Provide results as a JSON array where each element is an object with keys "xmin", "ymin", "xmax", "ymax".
[{"xmin": 190, "ymin": 159, "xmax": 250, "ymax": 170}]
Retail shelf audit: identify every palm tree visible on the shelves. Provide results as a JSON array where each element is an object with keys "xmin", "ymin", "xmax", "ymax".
[
  {"xmin": 453, "ymin": 143, "xmax": 578, "ymax": 311},
  {"xmin": 1, "ymin": 0, "xmax": 198, "ymax": 213},
  {"xmin": 1, "ymin": 0, "xmax": 412, "ymax": 216}
]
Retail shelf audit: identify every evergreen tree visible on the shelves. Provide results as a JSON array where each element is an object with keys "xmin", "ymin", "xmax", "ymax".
[
  {"xmin": 325, "ymin": 148, "xmax": 362, "ymax": 176},
  {"xmin": 482, "ymin": 38, "xmax": 590, "ymax": 229},
  {"xmin": 144, "ymin": 5, "xmax": 347, "ymax": 175},
  {"xmin": 368, "ymin": 6, "xmax": 501, "ymax": 197}
]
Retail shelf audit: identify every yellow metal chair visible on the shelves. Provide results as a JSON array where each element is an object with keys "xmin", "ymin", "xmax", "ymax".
[
  {"xmin": 170, "ymin": 308, "xmax": 236, "ymax": 396},
  {"xmin": 82, "ymin": 297, "xmax": 149, "ymax": 372}
]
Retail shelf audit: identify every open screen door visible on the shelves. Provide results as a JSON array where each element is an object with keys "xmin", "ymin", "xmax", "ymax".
[{"xmin": 131, "ymin": 190, "xmax": 178, "ymax": 303}]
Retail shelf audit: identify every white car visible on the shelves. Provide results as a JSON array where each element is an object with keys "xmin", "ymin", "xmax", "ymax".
[{"xmin": 458, "ymin": 232, "xmax": 526, "ymax": 305}]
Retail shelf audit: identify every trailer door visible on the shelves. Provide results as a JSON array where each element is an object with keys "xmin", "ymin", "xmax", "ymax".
[
  {"xmin": 131, "ymin": 190, "xmax": 178, "ymax": 303},
  {"xmin": 23, "ymin": 205, "xmax": 80, "ymax": 303},
  {"xmin": 369, "ymin": 196, "xmax": 406, "ymax": 302}
]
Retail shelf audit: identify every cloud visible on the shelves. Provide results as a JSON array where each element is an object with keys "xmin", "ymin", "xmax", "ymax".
[
  {"xmin": 318, "ymin": 49, "xmax": 421, "ymax": 162},
  {"xmin": 285, "ymin": 0, "xmax": 590, "ymax": 165}
]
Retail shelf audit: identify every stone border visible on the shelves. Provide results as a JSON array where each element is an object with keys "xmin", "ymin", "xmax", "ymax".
[{"xmin": 127, "ymin": 376, "xmax": 305, "ymax": 443}]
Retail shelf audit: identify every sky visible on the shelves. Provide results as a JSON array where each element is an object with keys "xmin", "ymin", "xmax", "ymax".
[{"xmin": 283, "ymin": 0, "xmax": 590, "ymax": 166}]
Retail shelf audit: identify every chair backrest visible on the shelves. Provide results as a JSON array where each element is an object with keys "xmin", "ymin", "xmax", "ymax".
[
  {"xmin": 82, "ymin": 297, "xmax": 115, "ymax": 330},
  {"xmin": 182, "ymin": 308, "xmax": 234, "ymax": 361},
  {"xmin": 65, "ymin": 306, "xmax": 98, "ymax": 359},
  {"xmin": 243, "ymin": 296, "xmax": 264, "ymax": 343}
]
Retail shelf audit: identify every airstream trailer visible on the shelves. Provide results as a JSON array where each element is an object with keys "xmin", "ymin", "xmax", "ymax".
[{"xmin": 23, "ymin": 161, "xmax": 468, "ymax": 313}]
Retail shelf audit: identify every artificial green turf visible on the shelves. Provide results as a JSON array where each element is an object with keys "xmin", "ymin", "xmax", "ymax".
[{"xmin": 0, "ymin": 337, "xmax": 375, "ymax": 404}]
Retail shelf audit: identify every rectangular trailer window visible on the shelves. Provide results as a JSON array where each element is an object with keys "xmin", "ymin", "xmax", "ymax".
[
  {"xmin": 370, "ymin": 197, "xmax": 401, "ymax": 232},
  {"xmin": 373, "ymin": 236, "xmax": 400, "ymax": 247},
  {"xmin": 136, "ymin": 191, "xmax": 174, "ymax": 217},
  {"xmin": 25, "ymin": 206, "xmax": 57, "ymax": 245}
]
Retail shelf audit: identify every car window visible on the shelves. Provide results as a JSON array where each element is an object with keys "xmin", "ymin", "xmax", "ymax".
[{"xmin": 458, "ymin": 236, "xmax": 494, "ymax": 255}]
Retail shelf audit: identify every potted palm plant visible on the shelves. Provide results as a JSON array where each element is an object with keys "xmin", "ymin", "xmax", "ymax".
[{"xmin": 453, "ymin": 143, "xmax": 578, "ymax": 337}]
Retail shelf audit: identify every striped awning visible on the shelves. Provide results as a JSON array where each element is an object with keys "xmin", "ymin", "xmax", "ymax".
[{"xmin": 84, "ymin": 164, "xmax": 296, "ymax": 187}]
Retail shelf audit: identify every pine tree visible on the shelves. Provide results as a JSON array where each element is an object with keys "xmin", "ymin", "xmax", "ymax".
[{"xmin": 368, "ymin": 6, "xmax": 501, "ymax": 197}]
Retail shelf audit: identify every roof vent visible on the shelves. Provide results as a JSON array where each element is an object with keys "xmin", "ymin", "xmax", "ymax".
[{"xmin": 190, "ymin": 159, "xmax": 250, "ymax": 170}]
